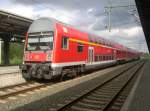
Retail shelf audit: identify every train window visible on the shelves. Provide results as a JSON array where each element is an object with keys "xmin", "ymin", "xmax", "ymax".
[
  {"xmin": 112, "ymin": 55, "xmax": 114, "ymax": 60},
  {"xmin": 95, "ymin": 56, "xmax": 97, "ymax": 61},
  {"xmin": 101, "ymin": 56, "xmax": 103, "ymax": 61},
  {"xmin": 62, "ymin": 36, "xmax": 69, "ymax": 50},
  {"xmin": 110, "ymin": 56, "xmax": 112, "ymax": 60},
  {"xmin": 109, "ymin": 56, "xmax": 111, "ymax": 60},
  {"xmin": 106, "ymin": 56, "xmax": 108, "ymax": 60},
  {"xmin": 105, "ymin": 56, "xmax": 106, "ymax": 60},
  {"xmin": 103, "ymin": 56, "xmax": 105, "ymax": 60},
  {"xmin": 77, "ymin": 43, "xmax": 84, "ymax": 52},
  {"xmin": 108, "ymin": 56, "xmax": 110, "ymax": 60},
  {"xmin": 95, "ymin": 56, "xmax": 99, "ymax": 61},
  {"xmin": 98, "ymin": 56, "xmax": 100, "ymax": 61},
  {"xmin": 100, "ymin": 56, "xmax": 102, "ymax": 61},
  {"xmin": 107, "ymin": 56, "xmax": 109, "ymax": 60},
  {"xmin": 105, "ymin": 56, "xmax": 107, "ymax": 60}
]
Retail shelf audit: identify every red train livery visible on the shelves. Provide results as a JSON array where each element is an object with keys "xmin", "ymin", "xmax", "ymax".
[{"xmin": 20, "ymin": 18, "xmax": 140, "ymax": 80}]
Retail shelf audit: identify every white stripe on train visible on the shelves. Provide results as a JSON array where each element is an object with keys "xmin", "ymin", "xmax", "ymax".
[{"xmin": 51, "ymin": 60, "xmax": 117, "ymax": 68}]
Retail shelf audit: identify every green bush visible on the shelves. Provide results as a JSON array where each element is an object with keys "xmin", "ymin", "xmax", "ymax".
[{"xmin": 9, "ymin": 43, "xmax": 24, "ymax": 64}]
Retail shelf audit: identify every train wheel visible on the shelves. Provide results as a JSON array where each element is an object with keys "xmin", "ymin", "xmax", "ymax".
[
  {"xmin": 60, "ymin": 68, "xmax": 77, "ymax": 81},
  {"xmin": 72, "ymin": 69, "xmax": 77, "ymax": 78},
  {"xmin": 36, "ymin": 68, "xmax": 43, "ymax": 79},
  {"xmin": 60, "ymin": 70, "xmax": 67, "ymax": 81},
  {"xmin": 22, "ymin": 71, "xmax": 32, "ymax": 81}
]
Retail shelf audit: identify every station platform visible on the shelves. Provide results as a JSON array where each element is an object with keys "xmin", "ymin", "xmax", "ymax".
[
  {"xmin": 0, "ymin": 66, "xmax": 19, "ymax": 74},
  {"xmin": 123, "ymin": 59, "xmax": 150, "ymax": 111},
  {"xmin": 0, "ymin": 66, "xmax": 25, "ymax": 88}
]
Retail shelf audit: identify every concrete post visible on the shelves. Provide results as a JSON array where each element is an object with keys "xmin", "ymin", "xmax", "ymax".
[
  {"xmin": 0, "ymin": 33, "xmax": 12, "ymax": 65},
  {"xmin": 3, "ymin": 39, "xmax": 10, "ymax": 65}
]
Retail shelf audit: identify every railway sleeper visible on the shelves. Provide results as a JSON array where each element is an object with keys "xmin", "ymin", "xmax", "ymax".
[
  {"xmin": 71, "ymin": 105, "xmax": 99, "ymax": 111},
  {"xmin": 80, "ymin": 99, "xmax": 107, "ymax": 106},
  {"xmin": 76, "ymin": 101, "xmax": 102, "ymax": 109}
]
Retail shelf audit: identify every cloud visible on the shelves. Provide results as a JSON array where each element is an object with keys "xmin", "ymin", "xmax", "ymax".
[
  {"xmin": 8, "ymin": 6, "xmax": 35, "ymax": 19},
  {"xmin": 0, "ymin": 3, "xmax": 35, "ymax": 19},
  {"xmin": 33, "ymin": 9, "xmax": 75, "ymax": 23},
  {"xmin": 9, "ymin": 0, "xmax": 138, "ymax": 30},
  {"xmin": 0, "ymin": 0, "xmax": 148, "ymax": 52},
  {"xmin": 121, "ymin": 26, "xmax": 142, "ymax": 38},
  {"xmin": 92, "ymin": 26, "xmax": 148, "ymax": 52},
  {"xmin": 11, "ymin": 0, "xmax": 107, "ymax": 10}
]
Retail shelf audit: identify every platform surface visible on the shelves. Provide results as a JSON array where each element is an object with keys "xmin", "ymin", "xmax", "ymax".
[
  {"xmin": 0, "ymin": 66, "xmax": 19, "ymax": 74},
  {"xmin": 127, "ymin": 59, "xmax": 150, "ymax": 111}
]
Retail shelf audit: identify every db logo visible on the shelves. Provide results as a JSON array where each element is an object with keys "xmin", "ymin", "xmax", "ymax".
[{"xmin": 63, "ymin": 27, "xmax": 68, "ymax": 33}]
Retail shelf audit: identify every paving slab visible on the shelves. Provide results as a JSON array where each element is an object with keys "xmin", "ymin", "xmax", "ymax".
[
  {"xmin": 122, "ymin": 59, "xmax": 150, "ymax": 111},
  {"xmin": 0, "ymin": 66, "xmax": 25, "ymax": 88},
  {"xmin": 0, "ymin": 66, "xmax": 19, "ymax": 74}
]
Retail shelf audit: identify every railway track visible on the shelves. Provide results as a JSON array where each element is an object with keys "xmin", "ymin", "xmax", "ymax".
[
  {"xmin": 0, "ymin": 61, "xmax": 144, "ymax": 109},
  {"xmin": 0, "ymin": 82, "xmax": 51, "ymax": 100},
  {"xmin": 49, "ymin": 61, "xmax": 144, "ymax": 111}
]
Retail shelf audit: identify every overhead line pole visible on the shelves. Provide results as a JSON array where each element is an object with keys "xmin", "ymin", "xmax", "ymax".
[{"xmin": 104, "ymin": 4, "xmax": 136, "ymax": 32}]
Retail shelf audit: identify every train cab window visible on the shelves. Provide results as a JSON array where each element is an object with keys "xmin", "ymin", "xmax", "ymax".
[
  {"xmin": 27, "ymin": 31, "xmax": 54, "ymax": 51},
  {"xmin": 62, "ymin": 36, "xmax": 69, "ymax": 50},
  {"xmin": 77, "ymin": 43, "xmax": 84, "ymax": 52}
]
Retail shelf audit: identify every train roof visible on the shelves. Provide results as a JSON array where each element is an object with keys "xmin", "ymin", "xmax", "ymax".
[{"xmin": 29, "ymin": 17, "xmax": 139, "ymax": 53}]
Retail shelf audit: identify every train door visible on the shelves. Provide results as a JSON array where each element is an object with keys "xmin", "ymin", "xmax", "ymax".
[
  {"xmin": 88, "ymin": 47, "xmax": 94, "ymax": 63},
  {"xmin": 114, "ymin": 50, "xmax": 116, "ymax": 60}
]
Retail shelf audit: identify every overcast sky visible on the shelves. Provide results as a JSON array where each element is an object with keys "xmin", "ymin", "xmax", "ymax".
[{"xmin": 0, "ymin": 0, "xmax": 148, "ymax": 52}]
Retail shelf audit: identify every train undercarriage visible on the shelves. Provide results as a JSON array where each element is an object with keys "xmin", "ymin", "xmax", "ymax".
[{"xmin": 20, "ymin": 60, "xmax": 118, "ymax": 81}]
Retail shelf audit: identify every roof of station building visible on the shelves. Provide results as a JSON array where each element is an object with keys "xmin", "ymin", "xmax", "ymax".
[{"xmin": 0, "ymin": 9, "xmax": 33, "ymax": 35}]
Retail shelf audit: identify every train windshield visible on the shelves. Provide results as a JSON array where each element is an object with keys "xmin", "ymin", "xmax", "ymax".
[{"xmin": 27, "ymin": 32, "xmax": 54, "ymax": 51}]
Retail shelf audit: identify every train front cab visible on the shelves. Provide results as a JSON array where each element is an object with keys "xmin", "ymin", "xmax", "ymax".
[{"xmin": 20, "ymin": 18, "xmax": 57, "ymax": 80}]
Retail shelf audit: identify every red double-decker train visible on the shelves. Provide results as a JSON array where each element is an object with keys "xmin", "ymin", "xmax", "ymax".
[{"xmin": 20, "ymin": 18, "xmax": 140, "ymax": 80}]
